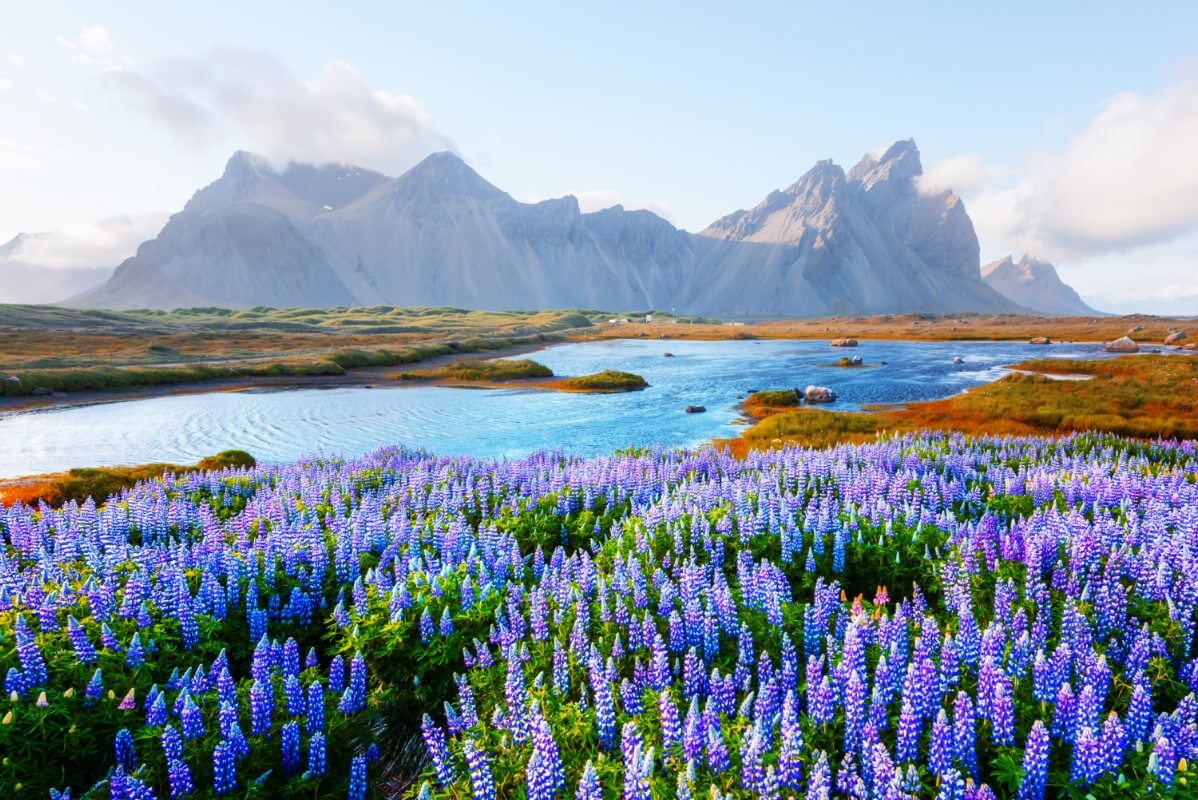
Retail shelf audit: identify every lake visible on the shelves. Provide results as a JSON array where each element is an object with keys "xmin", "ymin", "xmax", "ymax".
[{"xmin": 0, "ymin": 338, "xmax": 1148, "ymax": 477}]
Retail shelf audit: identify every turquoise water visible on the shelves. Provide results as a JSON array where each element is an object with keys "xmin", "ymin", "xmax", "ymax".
[{"xmin": 0, "ymin": 338, "xmax": 1156, "ymax": 476}]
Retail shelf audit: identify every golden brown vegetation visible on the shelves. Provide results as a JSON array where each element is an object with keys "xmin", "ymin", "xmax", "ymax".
[
  {"xmin": 724, "ymin": 355, "xmax": 1198, "ymax": 456},
  {"xmin": 0, "ymin": 450, "xmax": 255, "ymax": 508}
]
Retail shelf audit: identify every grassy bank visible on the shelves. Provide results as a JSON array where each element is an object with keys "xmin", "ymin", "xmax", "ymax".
[
  {"xmin": 729, "ymin": 354, "xmax": 1198, "ymax": 454},
  {"xmin": 548, "ymin": 370, "xmax": 648, "ymax": 392},
  {"xmin": 0, "ymin": 449, "xmax": 255, "ymax": 507}
]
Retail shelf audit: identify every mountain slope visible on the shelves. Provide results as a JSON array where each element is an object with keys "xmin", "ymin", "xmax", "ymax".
[
  {"xmin": 686, "ymin": 140, "xmax": 1022, "ymax": 316},
  {"xmin": 0, "ymin": 233, "xmax": 113, "ymax": 305},
  {"xmin": 69, "ymin": 142, "xmax": 1028, "ymax": 316},
  {"xmin": 981, "ymin": 254, "xmax": 1100, "ymax": 316}
]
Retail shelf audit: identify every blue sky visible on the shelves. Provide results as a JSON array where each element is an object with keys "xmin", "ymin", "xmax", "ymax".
[{"xmin": 3, "ymin": 1, "xmax": 1198, "ymax": 312}]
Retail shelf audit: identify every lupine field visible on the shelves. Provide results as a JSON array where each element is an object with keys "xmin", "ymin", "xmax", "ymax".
[{"xmin": 3, "ymin": 433, "xmax": 1198, "ymax": 799}]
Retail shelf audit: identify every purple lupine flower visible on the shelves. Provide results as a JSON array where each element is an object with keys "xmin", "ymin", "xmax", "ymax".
[
  {"xmin": 929, "ymin": 709, "xmax": 952, "ymax": 778},
  {"xmin": 528, "ymin": 714, "xmax": 565, "ymax": 800},
  {"xmin": 779, "ymin": 690, "xmax": 804, "ymax": 788},
  {"xmin": 896, "ymin": 699, "xmax": 920, "ymax": 763},
  {"xmin": 576, "ymin": 760, "xmax": 602, "ymax": 800},
  {"xmin": 463, "ymin": 738, "xmax": 496, "ymax": 800},
  {"xmin": 1017, "ymin": 720, "xmax": 1050, "ymax": 800},
  {"xmin": 67, "ymin": 616, "xmax": 97, "ymax": 665},
  {"xmin": 807, "ymin": 750, "xmax": 832, "ymax": 798},
  {"xmin": 14, "ymin": 617, "xmax": 48, "ymax": 687},
  {"xmin": 705, "ymin": 717, "xmax": 729, "ymax": 774},
  {"xmin": 1071, "ymin": 726, "xmax": 1103, "ymax": 785},
  {"xmin": 953, "ymin": 691, "xmax": 977, "ymax": 777},
  {"xmin": 422, "ymin": 713, "xmax": 456, "ymax": 787},
  {"xmin": 658, "ymin": 691, "xmax": 681, "ymax": 753}
]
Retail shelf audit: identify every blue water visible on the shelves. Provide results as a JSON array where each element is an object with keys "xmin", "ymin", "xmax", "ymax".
[{"xmin": 0, "ymin": 338, "xmax": 1155, "ymax": 476}]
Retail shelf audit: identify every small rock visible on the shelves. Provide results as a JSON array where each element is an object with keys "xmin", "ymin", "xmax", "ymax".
[
  {"xmin": 1104, "ymin": 336, "xmax": 1140, "ymax": 353},
  {"xmin": 1165, "ymin": 331, "xmax": 1187, "ymax": 345},
  {"xmin": 804, "ymin": 385, "xmax": 837, "ymax": 404},
  {"xmin": 31, "ymin": 387, "xmax": 53, "ymax": 396},
  {"xmin": 5, "ymin": 375, "xmax": 19, "ymax": 383},
  {"xmin": 684, "ymin": 405, "xmax": 706, "ymax": 414},
  {"xmin": 1128, "ymin": 324, "xmax": 1145, "ymax": 334},
  {"xmin": 1029, "ymin": 336, "xmax": 1052, "ymax": 345},
  {"xmin": 663, "ymin": 352, "xmax": 675, "ymax": 358},
  {"xmin": 952, "ymin": 356, "xmax": 964, "ymax": 365},
  {"xmin": 829, "ymin": 338, "xmax": 858, "ymax": 347},
  {"xmin": 850, "ymin": 355, "xmax": 863, "ymax": 366},
  {"xmin": 745, "ymin": 388, "xmax": 759, "ymax": 394},
  {"xmin": 1183, "ymin": 343, "xmax": 1196, "ymax": 350}
]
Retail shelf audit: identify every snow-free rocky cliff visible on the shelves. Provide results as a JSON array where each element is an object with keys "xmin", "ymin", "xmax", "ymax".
[
  {"xmin": 71, "ymin": 141, "xmax": 1041, "ymax": 315},
  {"xmin": 981, "ymin": 254, "xmax": 1101, "ymax": 316}
]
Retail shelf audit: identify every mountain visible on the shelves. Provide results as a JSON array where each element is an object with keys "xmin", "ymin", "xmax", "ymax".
[
  {"xmin": 683, "ymin": 140, "xmax": 1021, "ymax": 316},
  {"xmin": 70, "ymin": 141, "xmax": 1024, "ymax": 316},
  {"xmin": 0, "ymin": 233, "xmax": 113, "ymax": 305},
  {"xmin": 981, "ymin": 254, "xmax": 1100, "ymax": 316}
]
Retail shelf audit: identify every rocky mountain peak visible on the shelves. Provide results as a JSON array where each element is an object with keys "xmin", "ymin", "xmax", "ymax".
[{"xmin": 981, "ymin": 253, "xmax": 1099, "ymax": 316}]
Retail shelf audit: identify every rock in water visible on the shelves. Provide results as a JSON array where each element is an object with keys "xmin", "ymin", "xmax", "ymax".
[
  {"xmin": 830, "ymin": 338, "xmax": 859, "ymax": 347},
  {"xmin": 1104, "ymin": 336, "xmax": 1140, "ymax": 353},
  {"xmin": 684, "ymin": 405, "xmax": 706, "ymax": 414},
  {"xmin": 805, "ymin": 385, "xmax": 837, "ymax": 403},
  {"xmin": 952, "ymin": 356, "xmax": 964, "ymax": 364},
  {"xmin": 1029, "ymin": 336, "xmax": 1052, "ymax": 345}
]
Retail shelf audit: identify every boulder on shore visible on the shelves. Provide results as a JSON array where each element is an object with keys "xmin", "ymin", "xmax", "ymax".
[
  {"xmin": 1104, "ymin": 336, "xmax": 1140, "ymax": 353},
  {"xmin": 1029, "ymin": 336, "xmax": 1052, "ymax": 345},
  {"xmin": 829, "ymin": 338, "xmax": 858, "ymax": 347},
  {"xmin": 1165, "ymin": 331, "xmax": 1187, "ymax": 345},
  {"xmin": 684, "ymin": 405, "xmax": 706, "ymax": 414},
  {"xmin": 805, "ymin": 385, "xmax": 837, "ymax": 404}
]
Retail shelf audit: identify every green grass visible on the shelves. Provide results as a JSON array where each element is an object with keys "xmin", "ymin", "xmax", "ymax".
[
  {"xmin": 746, "ymin": 389, "xmax": 802, "ymax": 407},
  {"xmin": 553, "ymin": 370, "xmax": 648, "ymax": 392},
  {"xmin": 425, "ymin": 359, "xmax": 554, "ymax": 381}
]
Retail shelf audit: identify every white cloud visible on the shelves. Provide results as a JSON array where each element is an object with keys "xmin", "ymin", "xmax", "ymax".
[
  {"xmin": 56, "ymin": 25, "xmax": 127, "ymax": 71},
  {"xmin": 6, "ymin": 54, "xmax": 26, "ymax": 68},
  {"xmin": 1, "ymin": 213, "xmax": 167, "ymax": 268},
  {"xmin": 100, "ymin": 46, "xmax": 453, "ymax": 174},
  {"xmin": 916, "ymin": 154, "xmax": 1009, "ymax": 196},
  {"xmin": 941, "ymin": 70, "xmax": 1198, "ymax": 263},
  {"xmin": 0, "ymin": 138, "xmax": 57, "ymax": 170},
  {"xmin": 0, "ymin": 78, "xmax": 12, "ymax": 92}
]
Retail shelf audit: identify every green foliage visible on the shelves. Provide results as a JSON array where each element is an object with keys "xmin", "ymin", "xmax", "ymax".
[{"xmin": 555, "ymin": 370, "xmax": 648, "ymax": 392}]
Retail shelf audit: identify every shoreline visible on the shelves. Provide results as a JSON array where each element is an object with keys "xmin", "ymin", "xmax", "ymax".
[{"xmin": 4, "ymin": 331, "xmax": 1182, "ymax": 417}]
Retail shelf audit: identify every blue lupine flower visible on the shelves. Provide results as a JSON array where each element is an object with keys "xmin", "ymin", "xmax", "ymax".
[
  {"xmin": 212, "ymin": 740, "xmax": 237, "ymax": 795},
  {"xmin": 347, "ymin": 755, "xmax": 367, "ymax": 800},
  {"xmin": 1017, "ymin": 720, "xmax": 1050, "ymax": 800},
  {"xmin": 463, "ymin": 738, "xmax": 496, "ymax": 800},
  {"xmin": 307, "ymin": 731, "xmax": 328, "ymax": 778},
  {"xmin": 281, "ymin": 720, "xmax": 302, "ymax": 775}
]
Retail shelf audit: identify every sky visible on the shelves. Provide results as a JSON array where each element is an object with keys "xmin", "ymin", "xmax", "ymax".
[{"xmin": 2, "ymin": 1, "xmax": 1197, "ymax": 314}]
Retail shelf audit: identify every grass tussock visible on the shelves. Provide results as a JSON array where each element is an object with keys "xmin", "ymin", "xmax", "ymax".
[
  {"xmin": 743, "ymin": 389, "xmax": 802, "ymax": 417},
  {"xmin": 729, "ymin": 355, "xmax": 1198, "ymax": 455},
  {"xmin": 0, "ymin": 450, "xmax": 255, "ymax": 508},
  {"xmin": 412, "ymin": 359, "xmax": 555, "ymax": 382},
  {"xmin": 551, "ymin": 371, "xmax": 648, "ymax": 392}
]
